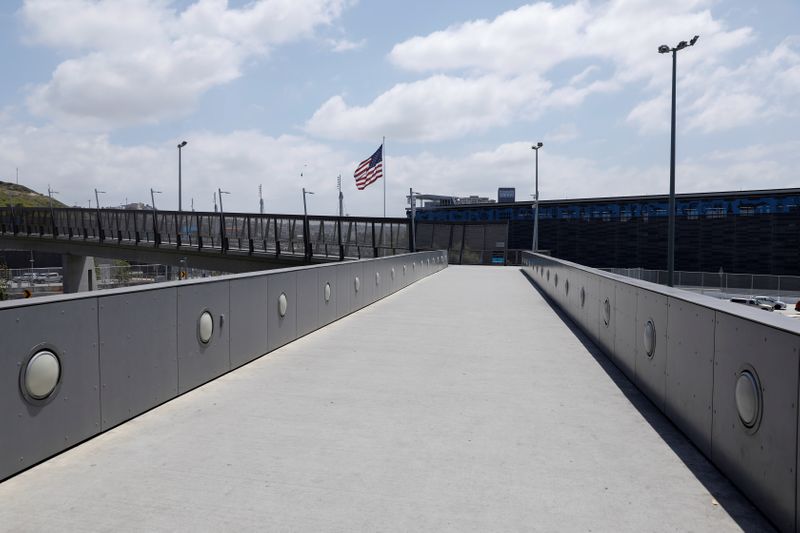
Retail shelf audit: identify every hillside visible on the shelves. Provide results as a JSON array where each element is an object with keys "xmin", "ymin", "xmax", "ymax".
[{"xmin": 0, "ymin": 181, "xmax": 67, "ymax": 208}]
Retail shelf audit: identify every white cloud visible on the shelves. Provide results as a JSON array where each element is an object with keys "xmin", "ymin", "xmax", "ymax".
[
  {"xmin": 328, "ymin": 37, "xmax": 365, "ymax": 52},
  {"xmin": 547, "ymin": 123, "xmax": 580, "ymax": 143},
  {"xmin": 628, "ymin": 37, "xmax": 800, "ymax": 133},
  {"xmin": 21, "ymin": 0, "xmax": 348, "ymax": 129},
  {"xmin": 307, "ymin": 0, "xmax": 758, "ymax": 142},
  {"xmin": 306, "ymin": 74, "xmax": 551, "ymax": 142},
  {"xmin": 1, "ymin": 116, "xmax": 797, "ymax": 218}
]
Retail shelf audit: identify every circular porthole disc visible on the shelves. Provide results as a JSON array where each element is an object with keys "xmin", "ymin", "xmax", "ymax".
[
  {"xmin": 25, "ymin": 351, "xmax": 60, "ymax": 399},
  {"xmin": 199, "ymin": 311, "xmax": 214, "ymax": 343},
  {"xmin": 278, "ymin": 293, "xmax": 288, "ymax": 317},
  {"xmin": 735, "ymin": 371, "xmax": 760, "ymax": 428}
]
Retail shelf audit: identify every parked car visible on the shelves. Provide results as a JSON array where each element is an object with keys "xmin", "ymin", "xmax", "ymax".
[
  {"xmin": 730, "ymin": 297, "xmax": 774, "ymax": 311},
  {"xmin": 754, "ymin": 295, "xmax": 787, "ymax": 310}
]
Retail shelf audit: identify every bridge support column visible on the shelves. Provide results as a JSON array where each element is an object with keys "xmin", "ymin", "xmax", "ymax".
[{"xmin": 62, "ymin": 254, "xmax": 96, "ymax": 293}]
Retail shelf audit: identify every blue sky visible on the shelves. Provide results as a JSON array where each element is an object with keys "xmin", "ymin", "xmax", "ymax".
[{"xmin": 0, "ymin": 0, "xmax": 798, "ymax": 215}]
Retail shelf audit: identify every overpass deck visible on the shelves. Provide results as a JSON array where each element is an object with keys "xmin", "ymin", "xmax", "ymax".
[{"xmin": 0, "ymin": 266, "xmax": 771, "ymax": 531}]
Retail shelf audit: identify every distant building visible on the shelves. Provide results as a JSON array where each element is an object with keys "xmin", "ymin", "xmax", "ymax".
[
  {"xmin": 411, "ymin": 193, "xmax": 495, "ymax": 208},
  {"xmin": 410, "ymin": 187, "xmax": 800, "ymax": 275},
  {"xmin": 498, "ymin": 188, "xmax": 516, "ymax": 203}
]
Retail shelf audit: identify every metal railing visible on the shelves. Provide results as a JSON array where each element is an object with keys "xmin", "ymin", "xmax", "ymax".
[
  {"xmin": 602, "ymin": 266, "xmax": 800, "ymax": 302},
  {"xmin": 0, "ymin": 206, "xmax": 411, "ymax": 262}
]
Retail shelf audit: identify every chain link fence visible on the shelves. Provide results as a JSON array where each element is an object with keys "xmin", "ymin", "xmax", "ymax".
[{"xmin": 602, "ymin": 267, "xmax": 800, "ymax": 303}]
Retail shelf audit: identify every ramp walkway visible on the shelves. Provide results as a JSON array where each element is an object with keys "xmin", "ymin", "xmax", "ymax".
[{"xmin": 0, "ymin": 266, "xmax": 771, "ymax": 531}]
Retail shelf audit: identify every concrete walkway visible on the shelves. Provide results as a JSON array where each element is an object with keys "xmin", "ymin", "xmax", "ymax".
[{"xmin": 0, "ymin": 266, "xmax": 772, "ymax": 531}]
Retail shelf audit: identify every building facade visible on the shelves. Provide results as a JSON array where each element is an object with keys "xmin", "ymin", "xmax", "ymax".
[{"xmin": 412, "ymin": 188, "xmax": 800, "ymax": 275}]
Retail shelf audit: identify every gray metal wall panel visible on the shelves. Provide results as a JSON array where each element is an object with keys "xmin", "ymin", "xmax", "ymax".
[
  {"xmin": 665, "ymin": 297, "xmax": 715, "ymax": 457},
  {"xmin": 584, "ymin": 273, "xmax": 601, "ymax": 344},
  {"xmin": 266, "ymin": 271, "xmax": 298, "ymax": 351},
  {"xmin": 613, "ymin": 282, "xmax": 637, "ymax": 379},
  {"xmin": 229, "ymin": 276, "xmax": 268, "ymax": 369},
  {"xmin": 596, "ymin": 278, "xmax": 617, "ymax": 370},
  {"xmin": 335, "ymin": 262, "xmax": 352, "ymax": 318},
  {"xmin": 296, "ymin": 268, "xmax": 320, "ymax": 338},
  {"xmin": 378, "ymin": 260, "xmax": 392, "ymax": 300},
  {"xmin": 401, "ymin": 258, "xmax": 412, "ymax": 287},
  {"xmin": 633, "ymin": 289, "xmax": 668, "ymax": 411},
  {"xmin": 98, "ymin": 288, "xmax": 178, "ymax": 430},
  {"xmin": 0, "ymin": 298, "xmax": 101, "ymax": 481},
  {"xmin": 318, "ymin": 267, "xmax": 338, "ymax": 327},
  {"xmin": 362, "ymin": 260, "xmax": 377, "ymax": 305},
  {"xmin": 712, "ymin": 313, "xmax": 799, "ymax": 533},
  {"xmin": 177, "ymin": 281, "xmax": 231, "ymax": 394},
  {"xmin": 350, "ymin": 261, "xmax": 365, "ymax": 311}
]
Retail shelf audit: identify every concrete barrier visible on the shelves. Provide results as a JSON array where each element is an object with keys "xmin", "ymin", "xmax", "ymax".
[
  {"xmin": 0, "ymin": 251, "xmax": 447, "ymax": 482},
  {"xmin": 522, "ymin": 251, "xmax": 800, "ymax": 532}
]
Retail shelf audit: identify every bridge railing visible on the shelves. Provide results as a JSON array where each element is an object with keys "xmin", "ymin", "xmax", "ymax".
[
  {"xmin": 522, "ymin": 251, "xmax": 800, "ymax": 532},
  {"xmin": 0, "ymin": 206, "xmax": 411, "ymax": 261},
  {"xmin": 0, "ymin": 250, "xmax": 448, "ymax": 483}
]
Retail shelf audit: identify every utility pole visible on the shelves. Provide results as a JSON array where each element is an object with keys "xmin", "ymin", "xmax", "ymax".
[
  {"xmin": 259, "ymin": 184, "xmax": 264, "ymax": 214},
  {"xmin": 213, "ymin": 192, "xmax": 218, "ymax": 213}
]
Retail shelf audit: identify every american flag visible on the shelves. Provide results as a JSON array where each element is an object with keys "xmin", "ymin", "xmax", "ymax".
[{"xmin": 354, "ymin": 144, "xmax": 383, "ymax": 190}]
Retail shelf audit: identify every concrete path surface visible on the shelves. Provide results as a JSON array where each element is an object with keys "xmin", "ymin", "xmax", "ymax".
[{"xmin": 0, "ymin": 266, "xmax": 773, "ymax": 531}]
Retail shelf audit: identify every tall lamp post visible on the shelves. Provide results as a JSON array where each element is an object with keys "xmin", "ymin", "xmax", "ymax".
[
  {"xmin": 150, "ymin": 188, "xmax": 162, "ymax": 244},
  {"xmin": 659, "ymin": 35, "xmax": 698, "ymax": 287},
  {"xmin": 218, "ymin": 188, "xmax": 230, "ymax": 251},
  {"xmin": 302, "ymin": 187, "xmax": 315, "ymax": 260},
  {"xmin": 177, "ymin": 141, "xmax": 187, "ymax": 211},
  {"xmin": 531, "ymin": 142, "xmax": 543, "ymax": 252}
]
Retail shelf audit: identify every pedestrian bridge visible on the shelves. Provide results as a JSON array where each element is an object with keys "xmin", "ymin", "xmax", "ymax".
[
  {"xmin": 1, "ymin": 252, "xmax": 797, "ymax": 531},
  {"xmin": 0, "ymin": 206, "xmax": 410, "ymax": 272}
]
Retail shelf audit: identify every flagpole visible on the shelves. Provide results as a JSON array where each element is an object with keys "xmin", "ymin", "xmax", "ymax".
[{"xmin": 382, "ymin": 136, "xmax": 386, "ymax": 217}]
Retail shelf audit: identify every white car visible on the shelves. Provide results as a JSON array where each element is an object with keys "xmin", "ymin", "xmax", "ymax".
[
  {"xmin": 754, "ymin": 296, "xmax": 787, "ymax": 310},
  {"xmin": 730, "ymin": 297, "xmax": 774, "ymax": 312}
]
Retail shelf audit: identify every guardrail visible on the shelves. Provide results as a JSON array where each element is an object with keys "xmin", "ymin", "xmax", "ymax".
[
  {"xmin": 522, "ymin": 251, "xmax": 800, "ymax": 532},
  {"xmin": 0, "ymin": 206, "xmax": 410, "ymax": 261},
  {"xmin": 0, "ymin": 251, "xmax": 448, "ymax": 482}
]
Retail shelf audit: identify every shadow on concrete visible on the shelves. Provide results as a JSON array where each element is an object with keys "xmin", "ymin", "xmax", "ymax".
[{"xmin": 519, "ymin": 268, "xmax": 775, "ymax": 533}]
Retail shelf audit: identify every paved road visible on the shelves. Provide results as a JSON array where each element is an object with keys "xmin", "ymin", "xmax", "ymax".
[{"xmin": 0, "ymin": 266, "xmax": 772, "ymax": 531}]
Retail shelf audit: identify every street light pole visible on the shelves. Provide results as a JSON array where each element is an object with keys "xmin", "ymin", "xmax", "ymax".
[
  {"xmin": 178, "ymin": 141, "xmax": 187, "ymax": 211},
  {"xmin": 302, "ymin": 187, "xmax": 315, "ymax": 260},
  {"xmin": 94, "ymin": 188, "xmax": 106, "ymax": 209},
  {"xmin": 218, "ymin": 188, "xmax": 230, "ymax": 252},
  {"xmin": 531, "ymin": 142, "xmax": 543, "ymax": 252},
  {"xmin": 659, "ymin": 35, "xmax": 698, "ymax": 287},
  {"xmin": 150, "ymin": 188, "xmax": 162, "ymax": 244}
]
